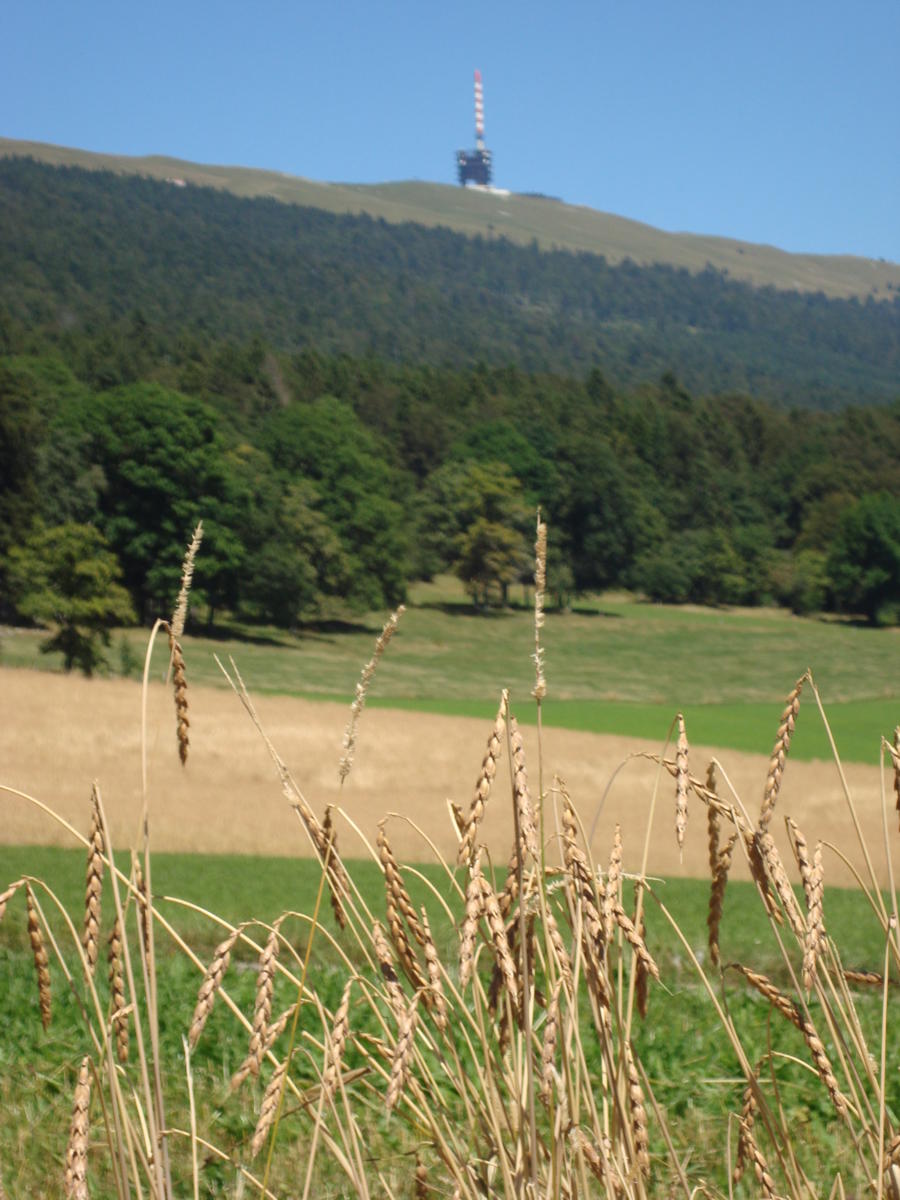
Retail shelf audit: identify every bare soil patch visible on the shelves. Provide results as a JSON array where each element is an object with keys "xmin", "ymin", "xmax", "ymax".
[{"xmin": 1, "ymin": 667, "xmax": 894, "ymax": 886}]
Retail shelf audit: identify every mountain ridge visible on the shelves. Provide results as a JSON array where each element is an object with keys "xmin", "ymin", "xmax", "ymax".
[{"xmin": 3, "ymin": 135, "xmax": 898, "ymax": 302}]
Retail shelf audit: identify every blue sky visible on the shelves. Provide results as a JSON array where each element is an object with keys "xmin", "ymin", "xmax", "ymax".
[{"xmin": 3, "ymin": 0, "xmax": 898, "ymax": 261}]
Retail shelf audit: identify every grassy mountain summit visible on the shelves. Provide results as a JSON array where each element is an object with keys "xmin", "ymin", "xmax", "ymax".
[{"xmin": 2, "ymin": 135, "xmax": 898, "ymax": 301}]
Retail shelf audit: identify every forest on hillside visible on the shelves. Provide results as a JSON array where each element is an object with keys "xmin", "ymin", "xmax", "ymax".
[
  {"xmin": 2, "ymin": 156, "xmax": 900, "ymax": 408},
  {"xmin": 3, "ymin": 339, "xmax": 900, "ymax": 661}
]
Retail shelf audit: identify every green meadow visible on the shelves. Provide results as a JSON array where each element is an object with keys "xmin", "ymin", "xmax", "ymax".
[{"xmin": 3, "ymin": 579, "xmax": 897, "ymax": 763}]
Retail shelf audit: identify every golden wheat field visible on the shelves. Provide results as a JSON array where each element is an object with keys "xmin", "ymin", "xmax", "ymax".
[{"xmin": 1, "ymin": 665, "xmax": 892, "ymax": 887}]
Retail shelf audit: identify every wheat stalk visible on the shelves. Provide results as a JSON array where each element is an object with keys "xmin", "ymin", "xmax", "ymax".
[{"xmin": 339, "ymin": 606, "xmax": 405, "ymax": 783}]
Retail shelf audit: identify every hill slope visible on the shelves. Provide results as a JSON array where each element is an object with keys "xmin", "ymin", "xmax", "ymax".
[
  {"xmin": 2, "ymin": 155, "xmax": 899, "ymax": 406},
  {"xmin": 3, "ymin": 136, "xmax": 899, "ymax": 301}
]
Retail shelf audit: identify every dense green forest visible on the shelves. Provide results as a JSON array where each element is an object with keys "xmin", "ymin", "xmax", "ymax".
[
  {"xmin": 3, "ymin": 338, "xmax": 900, "ymax": 657},
  {"xmin": 2, "ymin": 155, "xmax": 900, "ymax": 661},
  {"xmin": 2, "ymin": 156, "xmax": 899, "ymax": 407}
]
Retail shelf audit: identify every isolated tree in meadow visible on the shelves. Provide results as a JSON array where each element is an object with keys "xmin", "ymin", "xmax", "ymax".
[{"xmin": 5, "ymin": 523, "xmax": 135, "ymax": 675}]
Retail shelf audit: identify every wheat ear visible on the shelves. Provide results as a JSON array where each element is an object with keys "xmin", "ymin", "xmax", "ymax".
[
  {"xmin": 233, "ymin": 921, "xmax": 281, "ymax": 1089},
  {"xmin": 378, "ymin": 820, "xmax": 427, "ymax": 949},
  {"xmin": 532, "ymin": 512, "xmax": 548, "ymax": 700},
  {"xmin": 64, "ymin": 1056, "xmax": 91, "ymax": 1200},
  {"xmin": 189, "ymin": 924, "xmax": 243, "ymax": 1049},
  {"xmin": 459, "ymin": 856, "xmax": 485, "ymax": 991},
  {"xmin": 420, "ymin": 907, "xmax": 448, "ymax": 1032},
  {"xmin": 675, "ymin": 712, "xmax": 689, "ymax": 853},
  {"xmin": 386, "ymin": 996, "xmax": 419, "ymax": 1112},
  {"xmin": 539, "ymin": 979, "xmax": 562, "ymax": 1105},
  {"xmin": 731, "ymin": 964, "xmax": 846, "ymax": 1116},
  {"xmin": 251, "ymin": 1058, "xmax": 287, "ymax": 1158},
  {"xmin": 164, "ymin": 621, "xmax": 190, "ymax": 766},
  {"xmin": 708, "ymin": 832, "xmax": 737, "ymax": 967},
  {"xmin": 322, "ymin": 805, "xmax": 347, "ymax": 929},
  {"xmin": 759, "ymin": 675, "xmax": 804, "ymax": 831},
  {"xmin": 82, "ymin": 784, "xmax": 104, "ymax": 977},
  {"xmin": 0, "ymin": 879, "xmax": 24, "ymax": 924},
  {"xmin": 509, "ymin": 715, "xmax": 539, "ymax": 860},
  {"xmin": 170, "ymin": 520, "xmax": 203, "ymax": 642},
  {"xmin": 601, "ymin": 824, "xmax": 622, "ymax": 942},
  {"xmin": 373, "ymin": 919, "xmax": 407, "ymax": 1017},
  {"xmin": 623, "ymin": 1036, "xmax": 650, "ymax": 1178},
  {"xmin": 706, "ymin": 761, "xmax": 720, "ymax": 874},
  {"xmin": 26, "ymin": 884, "xmax": 51, "ymax": 1029},
  {"xmin": 457, "ymin": 691, "xmax": 507, "ymax": 866},
  {"xmin": 321, "ymin": 979, "xmax": 353, "ymax": 1102},
  {"xmin": 893, "ymin": 726, "xmax": 900, "ymax": 830},
  {"xmin": 108, "ymin": 917, "xmax": 129, "ymax": 1063},
  {"xmin": 339, "ymin": 605, "xmax": 405, "ymax": 782}
]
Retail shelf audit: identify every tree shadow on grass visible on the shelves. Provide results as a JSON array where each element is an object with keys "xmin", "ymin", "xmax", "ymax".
[{"xmin": 414, "ymin": 600, "xmax": 518, "ymax": 619}]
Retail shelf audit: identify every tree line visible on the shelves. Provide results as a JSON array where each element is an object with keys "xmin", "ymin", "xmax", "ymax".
[{"xmin": 3, "ymin": 344, "xmax": 900, "ymax": 674}]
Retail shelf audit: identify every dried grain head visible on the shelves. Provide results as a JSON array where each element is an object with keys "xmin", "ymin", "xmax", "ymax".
[
  {"xmin": 708, "ymin": 832, "xmax": 737, "ymax": 968},
  {"xmin": 321, "ymin": 978, "xmax": 353, "ymax": 1102},
  {"xmin": 457, "ymin": 692, "xmax": 506, "ymax": 867},
  {"xmin": 82, "ymin": 784, "xmax": 104, "ymax": 977},
  {"xmin": 675, "ymin": 712, "xmax": 689, "ymax": 853},
  {"xmin": 108, "ymin": 917, "xmax": 129, "ymax": 1063},
  {"xmin": 759, "ymin": 675, "xmax": 804, "ymax": 831},
  {"xmin": 189, "ymin": 924, "xmax": 243, "ymax": 1049},
  {"xmin": 167, "ymin": 627, "xmax": 190, "ymax": 766},
  {"xmin": 386, "ymin": 996, "xmax": 419, "ymax": 1113},
  {"xmin": 251, "ymin": 1058, "xmax": 287, "ymax": 1159},
  {"xmin": 26, "ymin": 884, "xmax": 51, "ymax": 1030},
  {"xmin": 339, "ymin": 606, "xmax": 405, "ymax": 783},
  {"xmin": 509, "ymin": 716, "xmax": 539, "ymax": 862},
  {"xmin": 64, "ymin": 1056, "xmax": 91, "ymax": 1200},
  {"xmin": 170, "ymin": 520, "xmax": 203, "ymax": 642},
  {"xmin": 0, "ymin": 879, "xmax": 24, "ymax": 925},
  {"xmin": 532, "ymin": 513, "xmax": 548, "ymax": 700}
]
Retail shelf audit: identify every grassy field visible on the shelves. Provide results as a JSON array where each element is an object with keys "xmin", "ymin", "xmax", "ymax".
[
  {"xmin": 2, "ymin": 580, "xmax": 897, "ymax": 764},
  {"xmin": 3, "ymin": 135, "xmax": 899, "ymax": 299},
  {"xmin": 1, "ymin": 845, "xmax": 896, "ymax": 1195}
]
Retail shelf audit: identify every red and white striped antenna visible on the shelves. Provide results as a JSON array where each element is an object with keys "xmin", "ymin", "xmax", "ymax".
[{"xmin": 474, "ymin": 69, "xmax": 485, "ymax": 150}]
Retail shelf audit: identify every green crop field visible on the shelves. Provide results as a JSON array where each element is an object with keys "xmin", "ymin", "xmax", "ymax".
[
  {"xmin": 3, "ymin": 579, "xmax": 897, "ymax": 764},
  {"xmin": 1, "ymin": 844, "xmax": 896, "ymax": 1194}
]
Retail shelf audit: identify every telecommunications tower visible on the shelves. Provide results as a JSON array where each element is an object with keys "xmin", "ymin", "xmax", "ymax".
[{"xmin": 456, "ymin": 70, "xmax": 493, "ymax": 187}]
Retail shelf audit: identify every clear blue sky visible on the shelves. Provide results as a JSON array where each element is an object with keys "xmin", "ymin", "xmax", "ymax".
[{"xmin": 3, "ymin": 0, "xmax": 898, "ymax": 261}]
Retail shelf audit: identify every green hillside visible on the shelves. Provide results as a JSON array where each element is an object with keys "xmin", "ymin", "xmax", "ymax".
[
  {"xmin": 3, "ymin": 135, "xmax": 898, "ymax": 301},
  {"xmin": 2, "ymin": 156, "xmax": 899, "ymax": 407}
]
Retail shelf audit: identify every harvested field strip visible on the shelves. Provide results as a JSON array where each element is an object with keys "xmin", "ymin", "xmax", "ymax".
[{"xmin": 1, "ymin": 668, "xmax": 893, "ymax": 886}]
